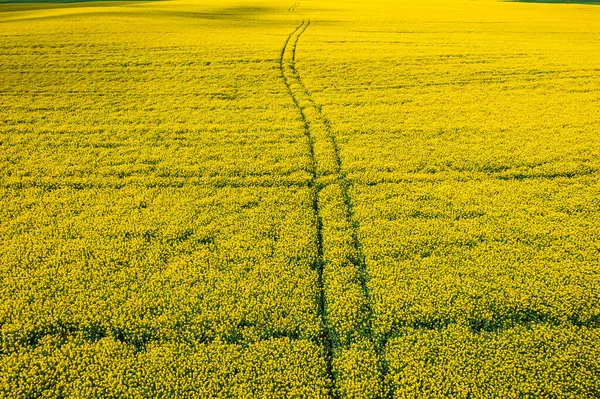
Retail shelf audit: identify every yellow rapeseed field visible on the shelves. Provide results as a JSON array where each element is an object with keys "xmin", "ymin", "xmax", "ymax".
[{"xmin": 1, "ymin": 0, "xmax": 599, "ymax": 397}]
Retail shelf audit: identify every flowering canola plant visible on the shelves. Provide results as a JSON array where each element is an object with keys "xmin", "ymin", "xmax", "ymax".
[{"xmin": 1, "ymin": 0, "xmax": 599, "ymax": 397}]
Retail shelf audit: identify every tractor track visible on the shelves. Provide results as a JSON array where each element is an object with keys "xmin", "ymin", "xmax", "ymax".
[
  {"xmin": 280, "ymin": 3, "xmax": 387, "ymax": 397},
  {"xmin": 279, "ymin": 15, "xmax": 339, "ymax": 399}
]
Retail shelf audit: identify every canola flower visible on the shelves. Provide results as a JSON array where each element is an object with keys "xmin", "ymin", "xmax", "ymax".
[{"xmin": 1, "ymin": 0, "xmax": 600, "ymax": 397}]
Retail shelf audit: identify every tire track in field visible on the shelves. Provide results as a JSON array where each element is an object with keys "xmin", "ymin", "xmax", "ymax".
[
  {"xmin": 281, "ymin": 4, "xmax": 386, "ymax": 398},
  {"xmin": 280, "ymin": 16, "xmax": 338, "ymax": 399},
  {"xmin": 288, "ymin": 1, "xmax": 299, "ymax": 12}
]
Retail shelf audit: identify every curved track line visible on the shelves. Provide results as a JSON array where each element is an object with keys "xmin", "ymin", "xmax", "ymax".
[
  {"xmin": 280, "ymin": 2, "xmax": 387, "ymax": 398},
  {"xmin": 279, "ymin": 14, "xmax": 338, "ymax": 399}
]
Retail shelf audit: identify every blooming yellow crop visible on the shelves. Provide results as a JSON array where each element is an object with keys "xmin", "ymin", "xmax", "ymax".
[{"xmin": 1, "ymin": 0, "xmax": 599, "ymax": 397}]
